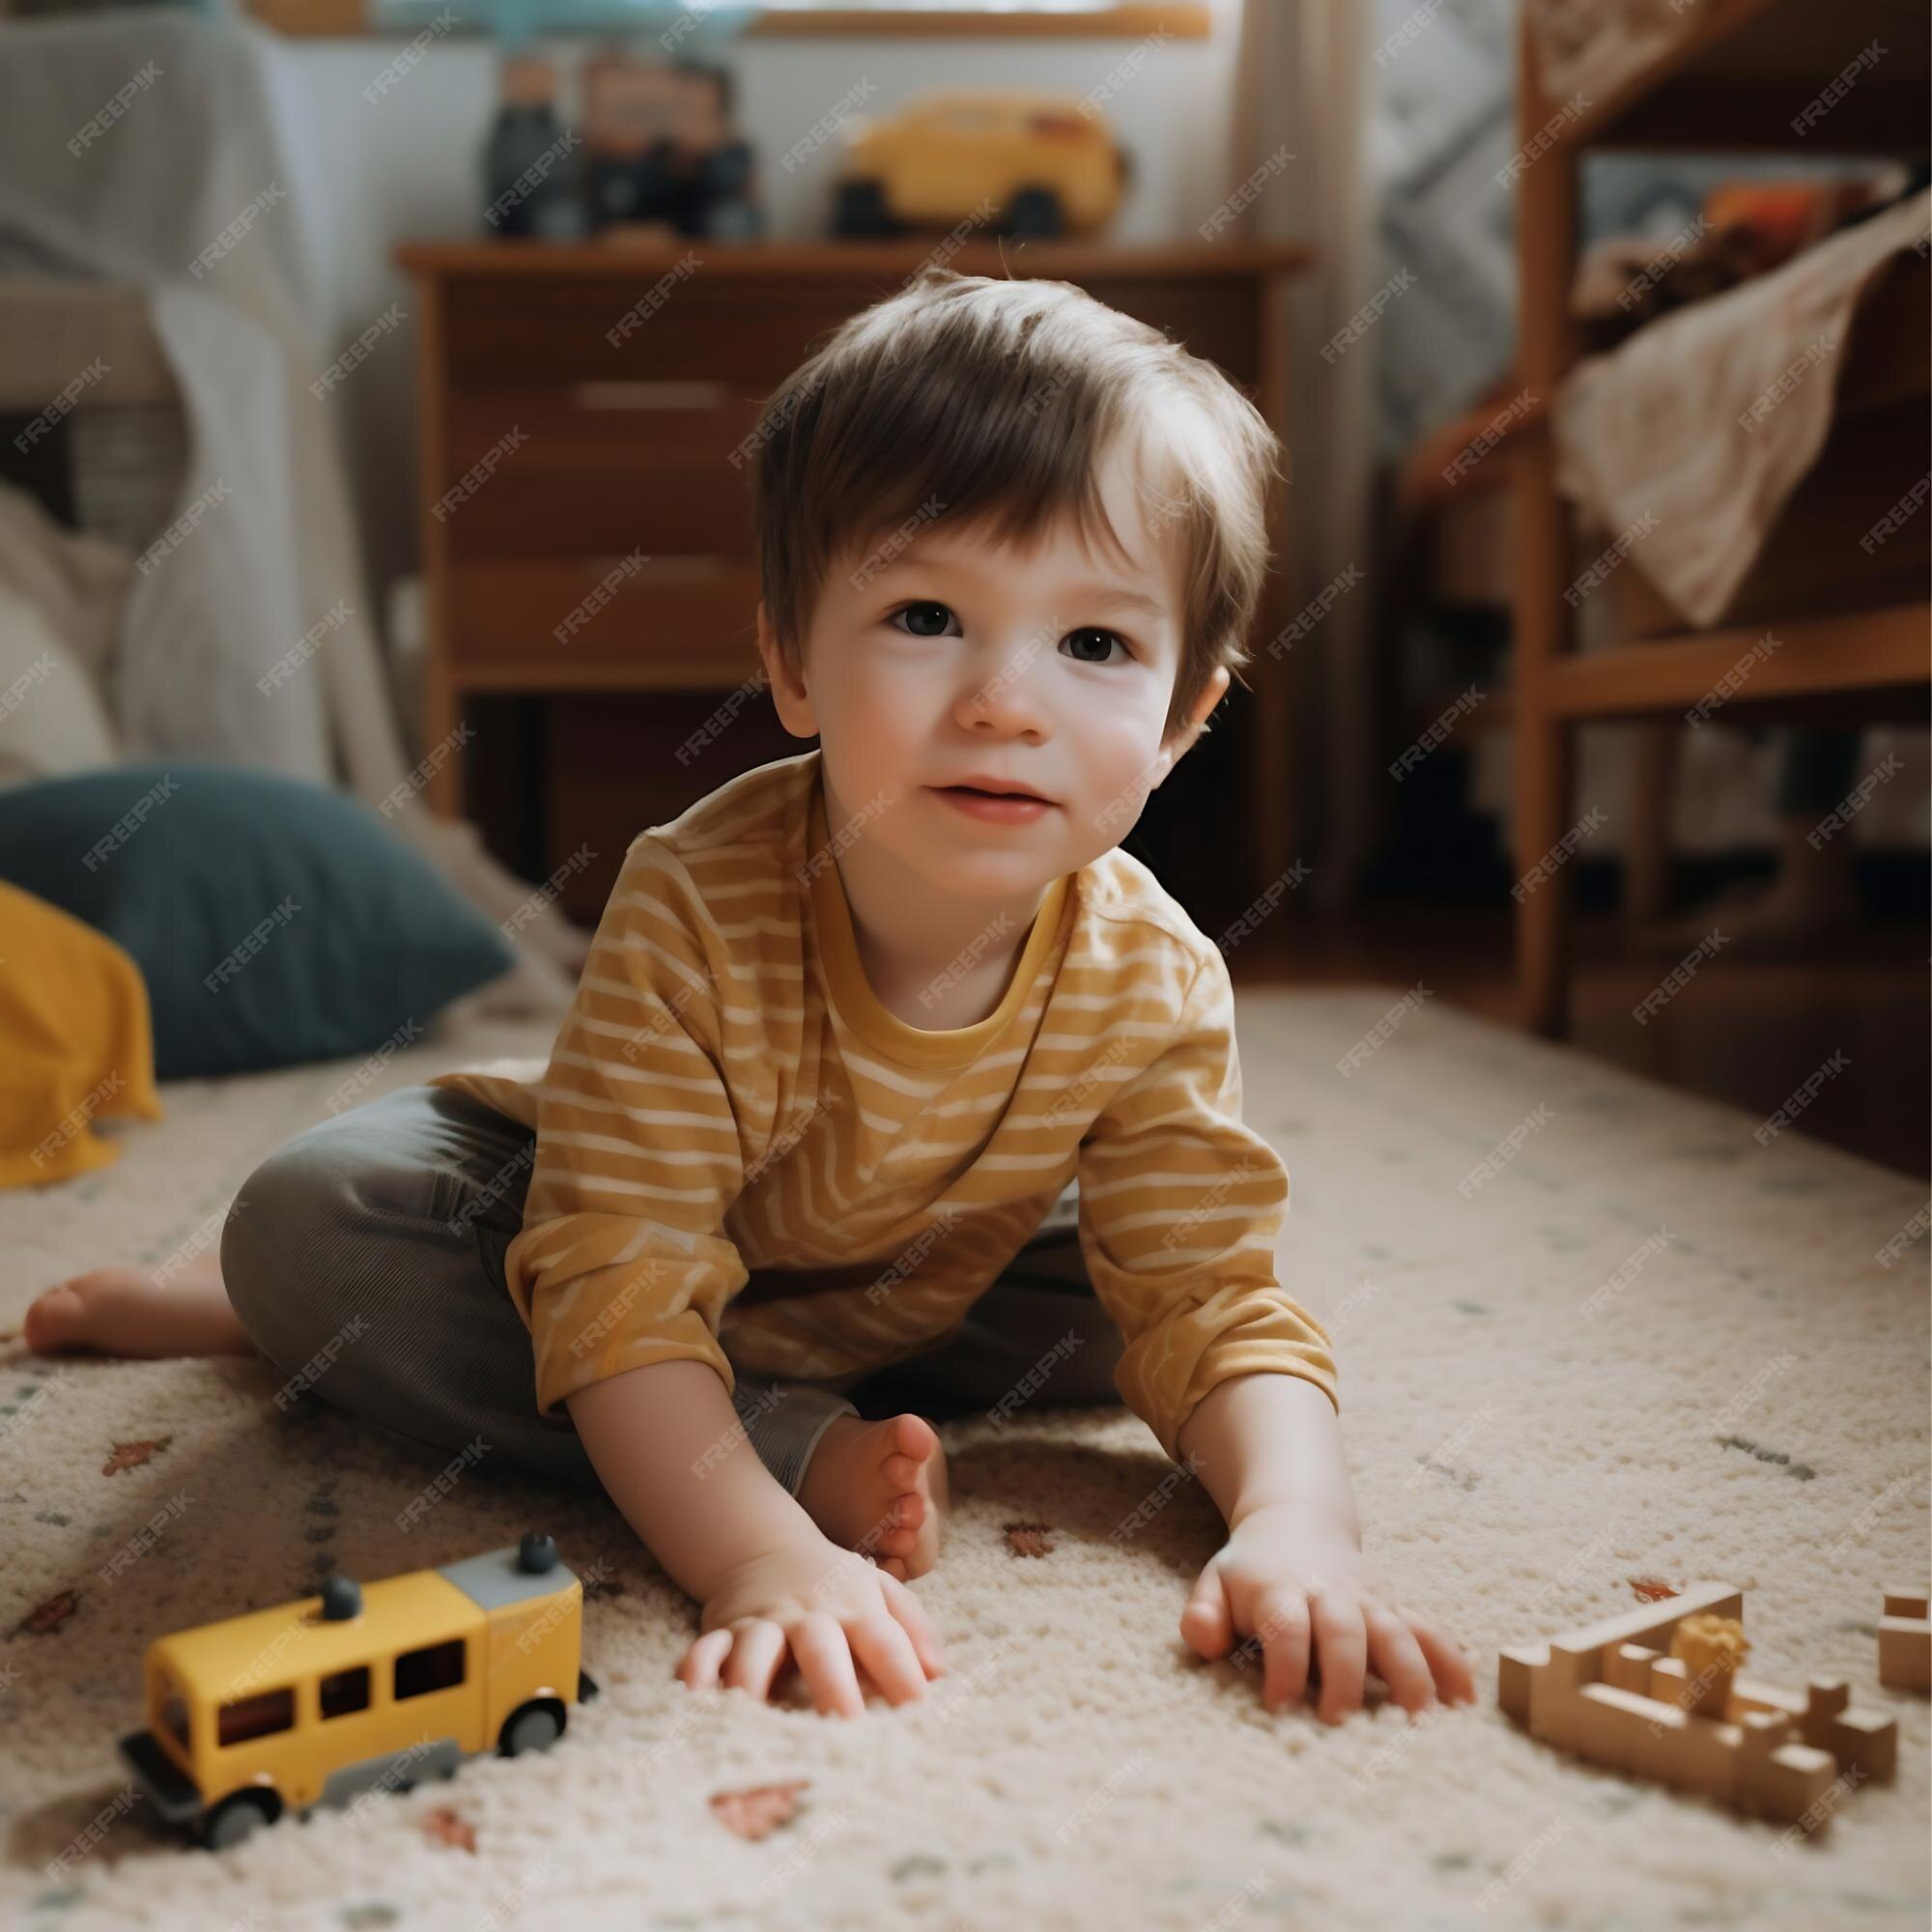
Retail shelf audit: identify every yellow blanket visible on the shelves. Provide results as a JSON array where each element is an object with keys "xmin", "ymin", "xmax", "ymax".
[{"xmin": 0, "ymin": 880, "xmax": 162, "ymax": 1188}]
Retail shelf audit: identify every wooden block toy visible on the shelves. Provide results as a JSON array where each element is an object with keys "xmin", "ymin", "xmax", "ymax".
[
  {"xmin": 1877, "ymin": 1585, "xmax": 1930, "ymax": 1692},
  {"xmin": 1499, "ymin": 1580, "xmax": 1897, "ymax": 1827},
  {"xmin": 118, "ymin": 1532, "xmax": 601, "ymax": 1850}
]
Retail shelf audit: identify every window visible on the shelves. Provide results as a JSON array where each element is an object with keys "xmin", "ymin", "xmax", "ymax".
[
  {"xmin": 394, "ymin": 1638, "xmax": 466, "ymax": 1701},
  {"xmin": 250, "ymin": 3, "xmax": 1210, "ymax": 43},
  {"xmin": 747, "ymin": 1, "xmax": 1216, "ymax": 36},
  {"xmin": 751, "ymin": 1, "xmax": 1208, "ymax": 23},
  {"xmin": 160, "ymin": 1680, "xmax": 190, "ymax": 1751},
  {"xmin": 217, "ymin": 1687, "xmax": 295, "ymax": 1747},
  {"xmin": 320, "ymin": 1665, "xmax": 372, "ymax": 1719}
]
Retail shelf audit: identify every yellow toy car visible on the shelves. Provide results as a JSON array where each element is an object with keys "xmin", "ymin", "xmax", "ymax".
[
  {"xmin": 119, "ymin": 1532, "xmax": 599, "ymax": 1850},
  {"xmin": 832, "ymin": 89, "xmax": 1129, "ymax": 241}
]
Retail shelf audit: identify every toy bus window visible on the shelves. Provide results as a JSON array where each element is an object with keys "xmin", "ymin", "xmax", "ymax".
[
  {"xmin": 320, "ymin": 1665, "xmax": 371, "ymax": 1719},
  {"xmin": 394, "ymin": 1638, "xmax": 466, "ymax": 1701},
  {"xmin": 217, "ymin": 1687, "xmax": 295, "ymax": 1746},
  {"xmin": 161, "ymin": 1686, "xmax": 189, "ymax": 1750}
]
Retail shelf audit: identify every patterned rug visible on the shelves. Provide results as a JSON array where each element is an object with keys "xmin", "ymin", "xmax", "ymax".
[{"xmin": 1, "ymin": 989, "xmax": 1926, "ymax": 1931}]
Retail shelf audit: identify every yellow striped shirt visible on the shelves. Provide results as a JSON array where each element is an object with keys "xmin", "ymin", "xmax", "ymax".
[{"xmin": 431, "ymin": 749, "xmax": 1336, "ymax": 1463}]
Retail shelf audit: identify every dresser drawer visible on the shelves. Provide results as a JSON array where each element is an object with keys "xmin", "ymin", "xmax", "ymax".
[
  {"xmin": 448, "ymin": 559, "xmax": 762, "ymax": 682},
  {"xmin": 442, "ymin": 265, "xmax": 1264, "ymax": 391},
  {"xmin": 443, "ymin": 268, "xmax": 899, "ymax": 388},
  {"xmin": 436, "ymin": 387, "xmax": 766, "ymax": 559}
]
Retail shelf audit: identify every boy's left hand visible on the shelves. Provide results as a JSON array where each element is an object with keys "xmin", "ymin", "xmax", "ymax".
[{"xmin": 1179, "ymin": 1500, "xmax": 1478, "ymax": 1723}]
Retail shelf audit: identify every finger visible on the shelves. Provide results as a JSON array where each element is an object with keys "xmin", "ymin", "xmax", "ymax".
[
  {"xmin": 788, "ymin": 1612, "xmax": 866, "ymax": 1719},
  {"xmin": 1179, "ymin": 1566, "xmax": 1235, "ymax": 1661},
  {"xmin": 1403, "ymin": 1609, "xmax": 1480, "ymax": 1706},
  {"xmin": 879, "ymin": 1556, "xmax": 910, "ymax": 1582},
  {"xmin": 1309, "ymin": 1592, "xmax": 1368, "ymax": 1724},
  {"xmin": 1252, "ymin": 1588, "xmax": 1311, "ymax": 1714},
  {"xmin": 721, "ymin": 1620, "xmax": 787, "ymax": 1702},
  {"xmin": 878, "ymin": 1571, "xmax": 947, "ymax": 1677},
  {"xmin": 843, "ymin": 1613, "xmax": 928, "ymax": 1707},
  {"xmin": 1364, "ymin": 1606, "xmax": 1435, "ymax": 1716},
  {"xmin": 678, "ymin": 1627, "xmax": 735, "ymax": 1692}
]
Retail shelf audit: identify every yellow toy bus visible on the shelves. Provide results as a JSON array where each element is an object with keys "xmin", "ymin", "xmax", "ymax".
[
  {"xmin": 119, "ymin": 1533, "xmax": 600, "ymax": 1849},
  {"xmin": 832, "ymin": 89, "xmax": 1128, "ymax": 241}
]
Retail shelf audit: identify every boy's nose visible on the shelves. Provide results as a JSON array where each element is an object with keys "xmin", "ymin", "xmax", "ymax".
[{"xmin": 954, "ymin": 639, "xmax": 1054, "ymax": 736}]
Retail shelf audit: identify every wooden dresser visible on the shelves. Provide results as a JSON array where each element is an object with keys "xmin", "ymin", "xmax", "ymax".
[{"xmin": 396, "ymin": 240, "xmax": 1307, "ymax": 927}]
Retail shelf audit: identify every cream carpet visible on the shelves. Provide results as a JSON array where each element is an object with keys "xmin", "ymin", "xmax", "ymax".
[{"xmin": 1, "ymin": 988, "xmax": 1926, "ymax": 1932}]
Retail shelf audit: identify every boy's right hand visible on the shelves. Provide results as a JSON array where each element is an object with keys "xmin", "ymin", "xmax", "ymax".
[{"xmin": 676, "ymin": 1530, "xmax": 947, "ymax": 1717}]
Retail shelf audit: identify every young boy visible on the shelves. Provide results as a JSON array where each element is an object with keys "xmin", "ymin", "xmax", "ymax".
[{"xmin": 27, "ymin": 267, "xmax": 1474, "ymax": 1725}]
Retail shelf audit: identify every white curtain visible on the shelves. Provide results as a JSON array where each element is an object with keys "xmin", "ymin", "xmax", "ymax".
[{"xmin": 1227, "ymin": 0, "xmax": 1377, "ymax": 905}]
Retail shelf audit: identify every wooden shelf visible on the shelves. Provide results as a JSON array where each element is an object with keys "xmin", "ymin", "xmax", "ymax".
[
  {"xmin": 745, "ymin": 4, "xmax": 1210, "ymax": 39},
  {"xmin": 1549, "ymin": 0, "xmax": 1929, "ymax": 155},
  {"xmin": 395, "ymin": 239, "xmax": 1311, "ymax": 281},
  {"xmin": 1506, "ymin": 1, "xmax": 1932, "ymax": 1037},
  {"xmin": 1540, "ymin": 603, "xmax": 1929, "ymax": 722}
]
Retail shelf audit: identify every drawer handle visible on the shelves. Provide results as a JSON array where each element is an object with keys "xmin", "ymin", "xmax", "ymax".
[{"xmin": 570, "ymin": 380, "xmax": 731, "ymax": 412}]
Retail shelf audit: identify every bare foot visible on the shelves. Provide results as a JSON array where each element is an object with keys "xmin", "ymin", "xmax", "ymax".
[
  {"xmin": 21, "ymin": 1261, "xmax": 255, "ymax": 1359},
  {"xmin": 797, "ymin": 1412, "xmax": 949, "ymax": 1583}
]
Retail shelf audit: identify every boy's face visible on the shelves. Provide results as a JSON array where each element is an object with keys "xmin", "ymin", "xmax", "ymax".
[{"xmin": 757, "ymin": 434, "xmax": 1230, "ymax": 905}]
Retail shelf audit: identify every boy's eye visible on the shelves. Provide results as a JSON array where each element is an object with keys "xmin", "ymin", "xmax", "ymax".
[
  {"xmin": 889, "ymin": 601, "xmax": 959, "ymax": 639},
  {"xmin": 887, "ymin": 604, "xmax": 1131, "ymax": 665},
  {"xmin": 1063, "ymin": 626, "xmax": 1129, "ymax": 666}
]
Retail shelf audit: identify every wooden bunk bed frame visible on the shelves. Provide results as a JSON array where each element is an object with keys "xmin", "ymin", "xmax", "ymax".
[{"xmin": 1510, "ymin": 0, "xmax": 1931, "ymax": 1034}]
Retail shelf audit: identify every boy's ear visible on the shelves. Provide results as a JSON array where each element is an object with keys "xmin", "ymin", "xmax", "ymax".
[
  {"xmin": 1151, "ymin": 665, "xmax": 1231, "ymax": 786},
  {"xmin": 756, "ymin": 600, "xmax": 817, "ymax": 739}
]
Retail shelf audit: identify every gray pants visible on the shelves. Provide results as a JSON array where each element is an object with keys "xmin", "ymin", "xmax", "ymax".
[{"xmin": 220, "ymin": 1087, "xmax": 1123, "ymax": 1500}]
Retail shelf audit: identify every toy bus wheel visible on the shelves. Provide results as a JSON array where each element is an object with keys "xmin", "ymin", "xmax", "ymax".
[
  {"xmin": 1004, "ymin": 186, "xmax": 1063, "ymax": 239},
  {"xmin": 499, "ymin": 1699, "xmax": 564, "ymax": 1757},
  {"xmin": 833, "ymin": 179, "xmax": 899, "ymax": 237},
  {"xmin": 203, "ymin": 1791, "xmax": 276, "ymax": 1850}
]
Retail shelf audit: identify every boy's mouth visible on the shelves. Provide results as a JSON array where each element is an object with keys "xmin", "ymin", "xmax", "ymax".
[
  {"xmin": 931, "ymin": 778, "xmax": 1056, "ymax": 805},
  {"xmin": 928, "ymin": 783, "xmax": 1058, "ymax": 823}
]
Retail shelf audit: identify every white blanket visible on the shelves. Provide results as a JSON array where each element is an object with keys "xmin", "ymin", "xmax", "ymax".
[{"xmin": 0, "ymin": 8, "xmax": 584, "ymax": 1017}]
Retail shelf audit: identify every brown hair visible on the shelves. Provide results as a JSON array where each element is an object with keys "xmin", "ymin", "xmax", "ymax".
[{"xmin": 749, "ymin": 266, "xmax": 1284, "ymax": 743}]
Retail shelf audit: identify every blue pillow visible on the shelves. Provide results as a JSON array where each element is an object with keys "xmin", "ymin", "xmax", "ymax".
[{"xmin": 0, "ymin": 762, "xmax": 515, "ymax": 1079}]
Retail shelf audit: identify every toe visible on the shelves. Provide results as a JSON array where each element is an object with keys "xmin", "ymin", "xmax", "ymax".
[
  {"xmin": 23, "ymin": 1284, "xmax": 87, "ymax": 1353},
  {"xmin": 890, "ymin": 1412, "xmax": 939, "ymax": 1462},
  {"xmin": 893, "ymin": 1492, "xmax": 925, "ymax": 1529}
]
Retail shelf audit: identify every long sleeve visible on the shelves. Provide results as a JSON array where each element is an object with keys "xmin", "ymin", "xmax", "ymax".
[
  {"xmin": 1075, "ymin": 944, "xmax": 1337, "ymax": 1463},
  {"xmin": 501, "ymin": 835, "xmax": 751, "ymax": 1417}
]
